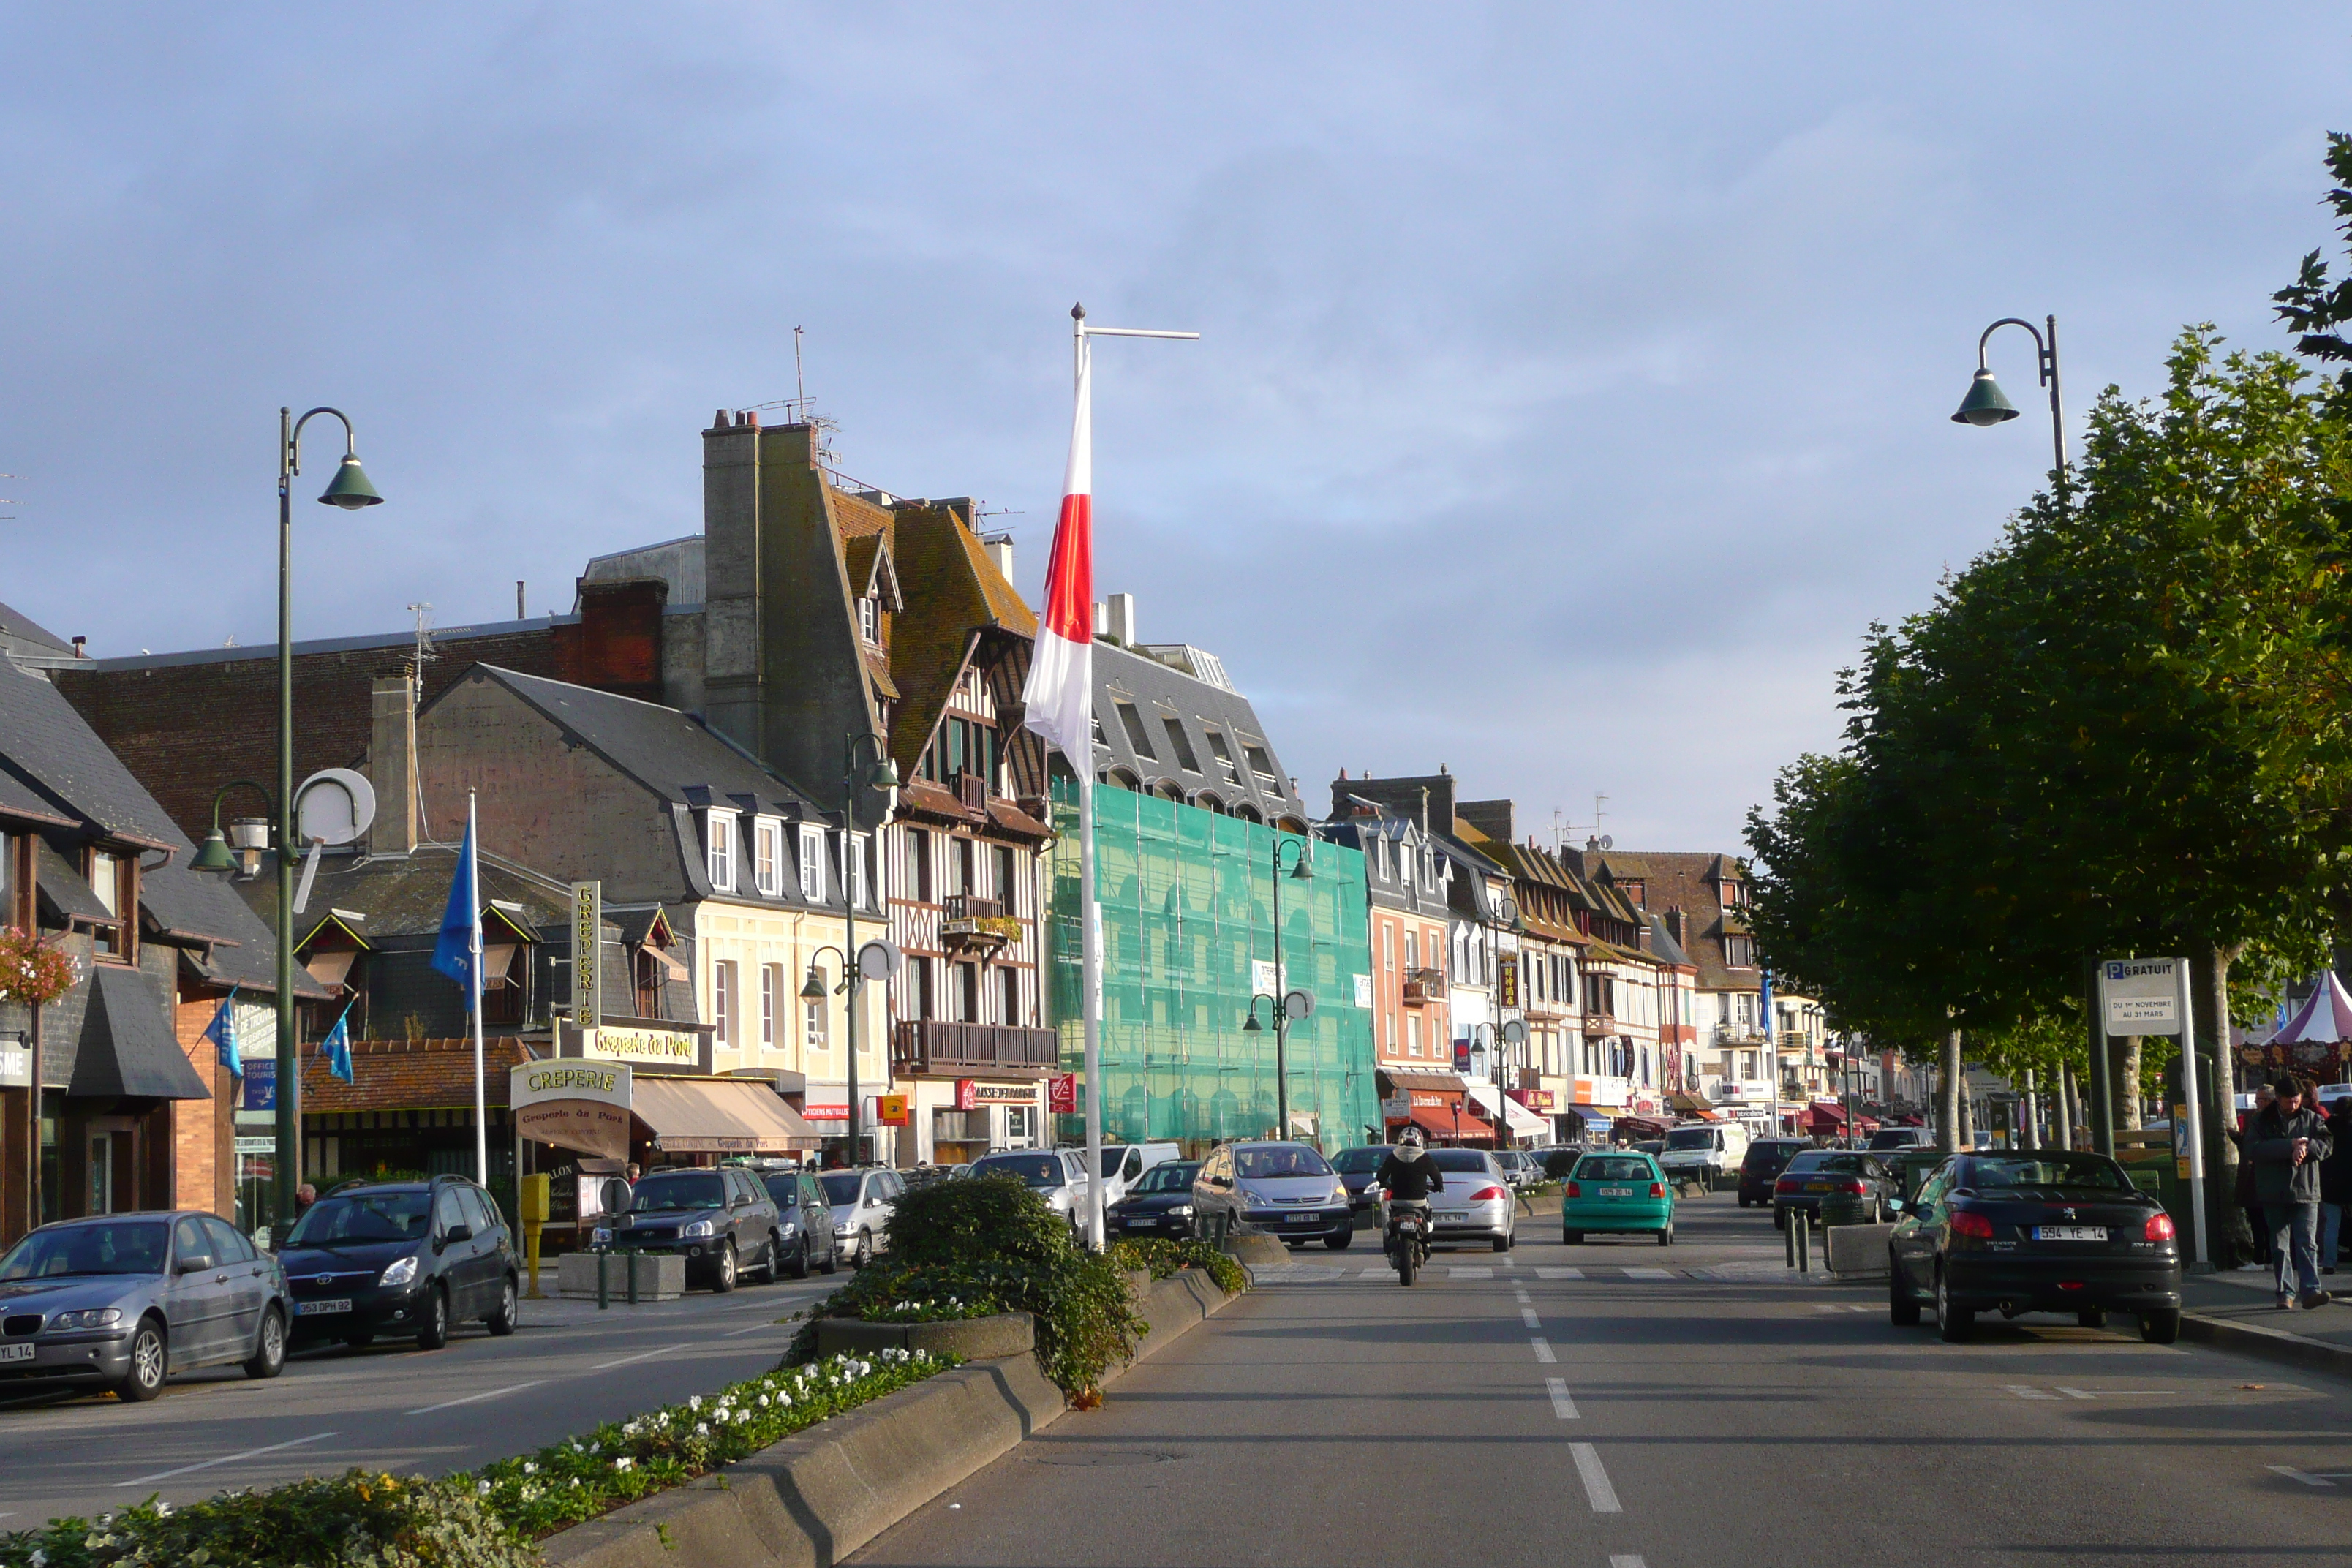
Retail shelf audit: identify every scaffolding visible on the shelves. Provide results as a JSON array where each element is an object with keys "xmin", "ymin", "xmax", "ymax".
[{"xmin": 1049, "ymin": 779, "xmax": 1380, "ymax": 1154}]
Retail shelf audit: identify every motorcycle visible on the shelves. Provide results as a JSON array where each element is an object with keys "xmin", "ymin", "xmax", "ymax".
[{"xmin": 1385, "ymin": 1195, "xmax": 1431, "ymax": 1286}]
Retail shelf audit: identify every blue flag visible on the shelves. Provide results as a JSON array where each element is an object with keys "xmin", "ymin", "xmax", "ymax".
[
  {"xmin": 1758, "ymin": 968, "xmax": 1775, "ymax": 1039},
  {"xmin": 431, "ymin": 819, "xmax": 479, "ymax": 992},
  {"xmin": 203, "ymin": 986, "xmax": 241, "ymax": 1077},
  {"xmin": 320, "ymin": 1002, "xmax": 355, "ymax": 1085}
]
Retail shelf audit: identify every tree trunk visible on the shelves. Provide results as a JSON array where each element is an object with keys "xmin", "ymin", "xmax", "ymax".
[
  {"xmin": 1937, "ymin": 1028, "xmax": 1962, "ymax": 1153},
  {"xmin": 2195, "ymin": 941, "xmax": 2252, "ymax": 1267},
  {"xmin": 2111, "ymin": 1036, "xmax": 2143, "ymax": 1131},
  {"xmin": 2059, "ymin": 1064, "xmax": 2081, "ymax": 1151},
  {"xmin": 2021, "ymin": 1068, "xmax": 2040, "ymax": 1150},
  {"xmin": 1957, "ymin": 1085, "xmax": 1975, "ymax": 1148}
]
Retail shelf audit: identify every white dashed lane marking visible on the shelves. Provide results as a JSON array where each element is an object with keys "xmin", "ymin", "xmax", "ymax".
[
  {"xmin": 1520, "ymin": 1307, "xmax": 1542, "ymax": 1329},
  {"xmin": 1547, "ymin": 1377, "xmax": 1581, "ymax": 1419},
  {"xmin": 1570, "ymin": 1443, "xmax": 1622, "ymax": 1512},
  {"xmin": 1531, "ymin": 1337, "xmax": 1556, "ymax": 1363}
]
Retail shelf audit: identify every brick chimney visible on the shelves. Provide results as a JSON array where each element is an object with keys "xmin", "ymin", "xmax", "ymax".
[{"xmin": 367, "ymin": 672, "xmax": 419, "ymax": 855}]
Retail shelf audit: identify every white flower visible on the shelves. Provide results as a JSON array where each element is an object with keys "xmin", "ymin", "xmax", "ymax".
[
  {"xmin": 31, "ymin": 1551, "xmax": 49, "ymax": 1567},
  {"xmin": 695, "ymin": 1422, "xmax": 709, "ymax": 1436},
  {"xmin": 689, "ymin": 1395, "xmax": 702, "ymax": 1409},
  {"xmin": 477, "ymin": 1482, "xmax": 492, "ymax": 1496},
  {"xmin": 614, "ymin": 1458, "xmax": 634, "ymax": 1472},
  {"xmin": 156, "ymin": 1503, "xmax": 173, "ymax": 1518},
  {"xmin": 570, "ymin": 1477, "xmax": 581, "ymax": 1488},
  {"xmin": 522, "ymin": 1461, "xmax": 537, "ymax": 1475}
]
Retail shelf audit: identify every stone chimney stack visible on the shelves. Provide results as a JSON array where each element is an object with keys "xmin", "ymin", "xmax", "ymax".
[{"xmin": 367, "ymin": 672, "xmax": 419, "ymax": 855}]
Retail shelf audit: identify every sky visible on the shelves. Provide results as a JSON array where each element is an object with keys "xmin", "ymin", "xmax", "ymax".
[{"xmin": 4, "ymin": 7, "xmax": 2349, "ymax": 854}]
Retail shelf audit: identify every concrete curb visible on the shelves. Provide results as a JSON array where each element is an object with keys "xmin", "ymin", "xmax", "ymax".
[
  {"xmin": 537, "ymin": 1268, "xmax": 1239, "ymax": 1568},
  {"xmin": 2179, "ymin": 1309, "xmax": 2352, "ymax": 1379},
  {"xmin": 814, "ymin": 1311, "xmax": 1034, "ymax": 1362}
]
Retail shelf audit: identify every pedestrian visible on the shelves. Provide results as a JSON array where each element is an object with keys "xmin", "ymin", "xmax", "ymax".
[
  {"xmin": 2321, "ymin": 1092, "xmax": 2352, "ymax": 1277},
  {"xmin": 2247, "ymin": 1074, "xmax": 2334, "ymax": 1310},
  {"xmin": 2232, "ymin": 1085, "xmax": 2274, "ymax": 1269},
  {"xmin": 293, "ymin": 1182, "xmax": 317, "ymax": 1215}
]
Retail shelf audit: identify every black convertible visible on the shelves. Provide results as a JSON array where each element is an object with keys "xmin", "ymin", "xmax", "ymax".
[{"xmin": 1888, "ymin": 1151, "xmax": 2182, "ymax": 1343}]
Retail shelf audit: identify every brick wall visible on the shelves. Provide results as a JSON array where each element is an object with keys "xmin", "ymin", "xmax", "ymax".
[
  {"xmin": 170, "ymin": 993, "xmax": 233, "ymax": 1217},
  {"xmin": 55, "ymin": 627, "xmax": 568, "ymax": 844}
]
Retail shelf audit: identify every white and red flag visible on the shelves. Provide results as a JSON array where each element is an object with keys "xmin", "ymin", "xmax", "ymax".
[{"xmin": 1021, "ymin": 342, "xmax": 1093, "ymax": 759}]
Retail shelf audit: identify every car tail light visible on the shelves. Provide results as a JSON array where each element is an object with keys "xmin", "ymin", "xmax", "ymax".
[
  {"xmin": 1836, "ymin": 1180, "xmax": 1866, "ymax": 1196},
  {"xmin": 1566, "ymin": 1181, "xmax": 1581, "ymax": 1199},
  {"xmin": 1774, "ymin": 1177, "xmax": 1798, "ymax": 1195},
  {"xmin": 1469, "ymin": 1186, "xmax": 1507, "ymax": 1202},
  {"xmin": 2145, "ymin": 1213, "xmax": 2176, "ymax": 1242},
  {"xmin": 1950, "ymin": 1210, "xmax": 1994, "ymax": 1240},
  {"xmin": 1648, "ymin": 1182, "xmax": 1665, "ymax": 1199}
]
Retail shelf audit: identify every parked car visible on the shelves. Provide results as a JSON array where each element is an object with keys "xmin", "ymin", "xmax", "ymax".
[
  {"xmin": 1330, "ymin": 1144, "xmax": 1393, "ymax": 1221},
  {"xmin": 1495, "ymin": 1149, "xmax": 1543, "ymax": 1189},
  {"xmin": 1634, "ymin": 1139, "xmax": 1666, "ymax": 1158},
  {"xmin": 1560, "ymin": 1151, "xmax": 1675, "ymax": 1246},
  {"xmin": 1422, "ymin": 1147, "xmax": 1516, "ymax": 1253},
  {"xmin": 1191, "ymin": 1141, "xmax": 1354, "ymax": 1249},
  {"xmin": 280, "ymin": 1175, "xmax": 517, "ymax": 1350},
  {"xmin": 1888, "ymin": 1150, "xmax": 2182, "ymax": 1343},
  {"xmin": 1772, "ymin": 1149, "xmax": 1899, "ymax": 1230},
  {"xmin": 1883, "ymin": 1149, "xmax": 1951, "ymax": 1209},
  {"xmin": 758, "ymin": 1169, "xmax": 840, "ymax": 1277},
  {"xmin": 969, "ymin": 1149, "xmax": 1096, "ymax": 1231},
  {"xmin": 1738, "ymin": 1138, "xmax": 1809, "ymax": 1208},
  {"xmin": 1106, "ymin": 1160, "xmax": 1202, "ymax": 1238},
  {"xmin": 1869, "ymin": 1126, "xmax": 1935, "ymax": 1152},
  {"xmin": 611, "ymin": 1166, "xmax": 783, "ymax": 1292},
  {"xmin": 0, "ymin": 1210, "xmax": 291, "ymax": 1401},
  {"xmin": 1659, "ymin": 1122, "xmax": 1751, "ymax": 1188},
  {"xmin": 817, "ymin": 1168, "xmax": 902, "ymax": 1268}
]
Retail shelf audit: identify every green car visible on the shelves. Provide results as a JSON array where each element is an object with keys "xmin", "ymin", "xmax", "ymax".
[{"xmin": 1561, "ymin": 1151, "xmax": 1676, "ymax": 1246}]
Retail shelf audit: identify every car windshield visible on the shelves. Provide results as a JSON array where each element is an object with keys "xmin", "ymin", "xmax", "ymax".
[
  {"xmin": 1665, "ymin": 1128, "xmax": 1716, "ymax": 1150},
  {"xmin": 1235, "ymin": 1146, "xmax": 1333, "ymax": 1178},
  {"xmin": 975, "ymin": 1155, "xmax": 1063, "ymax": 1187},
  {"xmin": 763, "ymin": 1177, "xmax": 802, "ymax": 1207},
  {"xmin": 1428, "ymin": 1150, "xmax": 1492, "ymax": 1172},
  {"xmin": 1785, "ymin": 1151, "xmax": 1865, "ymax": 1175},
  {"xmin": 1330, "ymin": 1147, "xmax": 1388, "ymax": 1173},
  {"xmin": 0, "ymin": 1220, "xmax": 170, "ymax": 1279},
  {"xmin": 1574, "ymin": 1156, "xmax": 1654, "ymax": 1182},
  {"xmin": 287, "ymin": 1190, "xmax": 432, "ymax": 1245},
  {"xmin": 1130, "ymin": 1163, "xmax": 1197, "ymax": 1194},
  {"xmin": 1964, "ymin": 1156, "xmax": 2132, "ymax": 1193},
  {"xmin": 630, "ymin": 1173, "xmax": 725, "ymax": 1212}
]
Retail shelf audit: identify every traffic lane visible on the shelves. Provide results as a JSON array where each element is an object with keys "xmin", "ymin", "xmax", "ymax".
[
  {"xmin": 0, "ymin": 1275, "xmax": 832, "ymax": 1523},
  {"xmin": 852, "ymin": 1256, "xmax": 1634, "ymax": 1568},
  {"xmin": 1514, "ymin": 1250, "xmax": 2352, "ymax": 1565}
]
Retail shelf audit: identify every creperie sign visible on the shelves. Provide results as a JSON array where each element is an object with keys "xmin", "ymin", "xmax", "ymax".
[{"xmin": 512, "ymin": 1061, "xmax": 631, "ymax": 1109}]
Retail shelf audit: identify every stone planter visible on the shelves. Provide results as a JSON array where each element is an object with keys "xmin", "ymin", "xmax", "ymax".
[
  {"xmin": 815, "ymin": 1310, "xmax": 1034, "ymax": 1362},
  {"xmin": 557, "ymin": 1251, "xmax": 686, "ymax": 1302}
]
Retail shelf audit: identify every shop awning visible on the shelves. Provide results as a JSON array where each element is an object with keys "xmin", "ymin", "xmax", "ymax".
[
  {"xmin": 1407, "ymin": 1104, "xmax": 1493, "ymax": 1143},
  {"xmin": 1669, "ymin": 1091, "xmax": 1721, "ymax": 1120},
  {"xmin": 69, "ymin": 966, "xmax": 210, "ymax": 1101},
  {"xmin": 632, "ymin": 1075, "xmax": 821, "ymax": 1153},
  {"xmin": 1466, "ymin": 1082, "xmax": 1550, "ymax": 1141},
  {"xmin": 1803, "ymin": 1100, "xmax": 1850, "ymax": 1128}
]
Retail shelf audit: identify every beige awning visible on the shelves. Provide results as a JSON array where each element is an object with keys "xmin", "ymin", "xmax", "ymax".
[{"xmin": 632, "ymin": 1075, "xmax": 821, "ymax": 1153}]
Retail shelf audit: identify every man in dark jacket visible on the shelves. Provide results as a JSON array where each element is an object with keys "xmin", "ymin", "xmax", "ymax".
[
  {"xmin": 2249, "ymin": 1076, "xmax": 2334, "ymax": 1309},
  {"xmin": 1375, "ymin": 1128, "xmax": 1447, "ymax": 1203}
]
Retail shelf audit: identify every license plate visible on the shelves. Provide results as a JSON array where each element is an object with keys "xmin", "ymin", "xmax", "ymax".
[
  {"xmin": 0, "ymin": 1343, "xmax": 33, "ymax": 1363},
  {"xmin": 297, "ymin": 1298, "xmax": 352, "ymax": 1316},
  {"xmin": 1600, "ymin": 1186, "xmax": 1634, "ymax": 1197},
  {"xmin": 1288, "ymin": 1213, "xmax": 1319, "ymax": 1224},
  {"xmin": 1437, "ymin": 1211, "xmax": 1467, "ymax": 1221},
  {"xmin": 2035, "ymin": 1225, "xmax": 2106, "ymax": 1242},
  {"xmin": 1806, "ymin": 1182, "xmax": 1831, "ymax": 1191}
]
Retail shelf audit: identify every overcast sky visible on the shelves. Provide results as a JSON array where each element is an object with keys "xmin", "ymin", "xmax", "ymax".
[{"xmin": 4, "ymin": 8, "xmax": 2348, "ymax": 853}]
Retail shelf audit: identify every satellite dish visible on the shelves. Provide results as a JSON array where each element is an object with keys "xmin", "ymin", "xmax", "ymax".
[
  {"xmin": 856, "ymin": 939, "xmax": 902, "ymax": 981},
  {"xmin": 1281, "ymin": 990, "xmax": 1316, "ymax": 1021},
  {"xmin": 1599, "ymin": 835, "xmax": 1613, "ymax": 850},
  {"xmin": 1500, "ymin": 1019, "xmax": 1528, "ymax": 1045},
  {"xmin": 295, "ymin": 768, "xmax": 378, "ymax": 846}
]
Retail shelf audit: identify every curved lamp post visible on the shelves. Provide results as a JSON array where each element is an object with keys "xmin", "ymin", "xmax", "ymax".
[
  {"xmin": 1240, "ymin": 837, "xmax": 1313, "ymax": 1141},
  {"xmin": 1953, "ymin": 316, "xmax": 2066, "ymax": 495}
]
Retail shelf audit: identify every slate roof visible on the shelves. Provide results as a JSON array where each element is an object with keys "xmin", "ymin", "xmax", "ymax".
[
  {"xmin": 1091, "ymin": 641, "xmax": 1299, "ymax": 824},
  {"xmin": 231, "ymin": 842, "xmax": 570, "ymax": 943},
  {"xmin": 0, "ymin": 659, "xmax": 179, "ymax": 850},
  {"xmin": 0, "ymin": 600, "xmax": 74, "ymax": 659},
  {"xmin": 69, "ymin": 965, "xmax": 209, "ymax": 1099},
  {"xmin": 298, "ymin": 1033, "xmax": 538, "ymax": 1112},
  {"xmin": 1583, "ymin": 848, "xmax": 1757, "ymax": 991}
]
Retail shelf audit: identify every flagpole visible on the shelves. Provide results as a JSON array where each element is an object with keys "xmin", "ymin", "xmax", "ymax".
[
  {"xmin": 469, "ymin": 790, "xmax": 488, "ymax": 1186},
  {"xmin": 1074, "ymin": 317, "xmax": 1107, "ymax": 1254}
]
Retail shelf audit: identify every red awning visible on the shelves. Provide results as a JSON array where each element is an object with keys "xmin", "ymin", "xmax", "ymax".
[
  {"xmin": 1406, "ymin": 1104, "xmax": 1494, "ymax": 1143},
  {"xmin": 1802, "ymin": 1101, "xmax": 1849, "ymax": 1128}
]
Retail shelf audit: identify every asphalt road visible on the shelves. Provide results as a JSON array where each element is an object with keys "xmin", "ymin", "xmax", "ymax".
[
  {"xmin": 0, "ymin": 1266, "xmax": 843, "ymax": 1529},
  {"xmin": 853, "ymin": 1191, "xmax": 2352, "ymax": 1568}
]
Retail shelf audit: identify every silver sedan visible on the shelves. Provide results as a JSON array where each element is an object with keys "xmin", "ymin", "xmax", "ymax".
[
  {"xmin": 1415, "ymin": 1149, "xmax": 1517, "ymax": 1252},
  {"xmin": 0, "ymin": 1210, "xmax": 290, "ymax": 1402}
]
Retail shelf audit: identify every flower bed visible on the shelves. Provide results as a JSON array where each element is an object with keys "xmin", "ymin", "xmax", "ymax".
[
  {"xmin": 0, "ymin": 1348, "xmax": 952, "ymax": 1567},
  {"xmin": 862, "ymin": 1292, "xmax": 1004, "ymax": 1323},
  {"xmin": 1104, "ymin": 1236, "xmax": 1248, "ymax": 1294}
]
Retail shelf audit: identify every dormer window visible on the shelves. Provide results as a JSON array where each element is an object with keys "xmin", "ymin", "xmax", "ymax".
[
  {"xmin": 706, "ymin": 812, "xmax": 738, "ymax": 893},
  {"xmin": 754, "ymin": 817, "xmax": 783, "ymax": 897},
  {"xmin": 859, "ymin": 595, "xmax": 879, "ymax": 644},
  {"xmin": 799, "ymin": 827, "xmax": 826, "ymax": 902}
]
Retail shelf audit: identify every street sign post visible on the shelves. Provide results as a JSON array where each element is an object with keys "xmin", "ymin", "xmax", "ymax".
[{"xmin": 2099, "ymin": 957, "xmax": 2207, "ymax": 1267}]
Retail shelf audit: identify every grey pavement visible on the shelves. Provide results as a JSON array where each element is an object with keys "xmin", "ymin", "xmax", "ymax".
[
  {"xmin": 2185, "ymin": 1264, "xmax": 2352, "ymax": 1352},
  {"xmin": 854, "ymin": 1191, "xmax": 2352, "ymax": 1568},
  {"xmin": 0, "ymin": 1267, "xmax": 843, "ymax": 1529}
]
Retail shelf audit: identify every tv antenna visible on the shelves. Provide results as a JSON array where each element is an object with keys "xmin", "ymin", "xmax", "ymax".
[{"xmin": 407, "ymin": 603, "xmax": 438, "ymax": 674}]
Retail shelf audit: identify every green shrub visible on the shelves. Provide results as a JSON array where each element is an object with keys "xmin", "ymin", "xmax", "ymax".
[
  {"xmin": 0, "ymin": 1469, "xmax": 536, "ymax": 1568},
  {"xmin": 791, "ymin": 1254, "xmax": 1143, "ymax": 1398},
  {"xmin": 1542, "ymin": 1147, "xmax": 1585, "ymax": 1180},
  {"xmin": 1104, "ymin": 1237, "xmax": 1247, "ymax": 1294},
  {"xmin": 883, "ymin": 1172, "xmax": 1072, "ymax": 1267}
]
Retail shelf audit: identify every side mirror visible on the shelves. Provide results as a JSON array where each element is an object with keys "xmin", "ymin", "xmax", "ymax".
[
  {"xmin": 176, "ymin": 1252, "xmax": 215, "ymax": 1275},
  {"xmin": 442, "ymin": 1224, "xmax": 473, "ymax": 1246}
]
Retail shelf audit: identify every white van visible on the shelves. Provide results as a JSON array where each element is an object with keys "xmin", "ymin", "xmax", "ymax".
[
  {"xmin": 1657, "ymin": 1122, "xmax": 1750, "ymax": 1186},
  {"xmin": 1083, "ymin": 1142, "xmax": 1183, "ymax": 1209}
]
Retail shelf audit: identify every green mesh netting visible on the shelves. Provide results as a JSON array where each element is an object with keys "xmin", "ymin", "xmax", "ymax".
[{"xmin": 1049, "ymin": 778, "xmax": 1380, "ymax": 1155}]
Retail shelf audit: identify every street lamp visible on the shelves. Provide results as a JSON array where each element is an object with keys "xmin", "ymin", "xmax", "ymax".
[
  {"xmin": 1953, "ymin": 316, "xmax": 2066, "ymax": 494},
  {"xmin": 212, "ymin": 409, "xmax": 382, "ymax": 1237},
  {"xmin": 190, "ymin": 780, "xmax": 279, "ymax": 881},
  {"xmin": 1240, "ymin": 835, "xmax": 1313, "ymax": 1141},
  {"xmin": 835, "ymin": 733, "xmax": 899, "ymax": 1168}
]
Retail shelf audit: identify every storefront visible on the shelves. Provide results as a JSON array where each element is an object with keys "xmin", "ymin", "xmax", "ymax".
[{"xmin": 1376, "ymin": 1068, "xmax": 1495, "ymax": 1146}]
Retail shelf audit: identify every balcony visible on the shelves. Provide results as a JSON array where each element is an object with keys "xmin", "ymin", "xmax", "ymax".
[
  {"xmin": 1581, "ymin": 1011, "xmax": 1618, "ymax": 1037},
  {"xmin": 941, "ymin": 894, "xmax": 1017, "ymax": 949},
  {"xmin": 892, "ymin": 1019, "xmax": 1060, "ymax": 1079},
  {"xmin": 1401, "ymin": 966, "xmax": 1445, "ymax": 1004}
]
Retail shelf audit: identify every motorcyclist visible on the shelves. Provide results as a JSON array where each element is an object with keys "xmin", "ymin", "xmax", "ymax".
[{"xmin": 1376, "ymin": 1128, "xmax": 1447, "ymax": 1203}]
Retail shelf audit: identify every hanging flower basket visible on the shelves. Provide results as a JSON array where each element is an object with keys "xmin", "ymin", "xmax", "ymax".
[{"xmin": 0, "ymin": 925, "xmax": 78, "ymax": 1006}]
